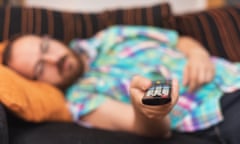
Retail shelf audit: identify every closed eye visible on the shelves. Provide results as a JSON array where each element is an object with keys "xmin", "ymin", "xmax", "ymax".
[
  {"xmin": 33, "ymin": 60, "xmax": 44, "ymax": 80},
  {"xmin": 33, "ymin": 36, "xmax": 49, "ymax": 80}
]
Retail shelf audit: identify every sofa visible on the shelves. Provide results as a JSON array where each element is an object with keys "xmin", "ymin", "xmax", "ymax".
[{"xmin": 0, "ymin": 2, "xmax": 239, "ymax": 144}]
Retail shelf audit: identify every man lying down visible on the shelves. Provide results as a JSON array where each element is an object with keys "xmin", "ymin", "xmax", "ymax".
[{"xmin": 3, "ymin": 25, "xmax": 240, "ymax": 143}]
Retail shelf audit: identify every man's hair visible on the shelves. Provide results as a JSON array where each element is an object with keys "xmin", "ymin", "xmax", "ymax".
[
  {"xmin": 2, "ymin": 41, "xmax": 13, "ymax": 66},
  {"xmin": 2, "ymin": 34, "xmax": 25, "ymax": 66}
]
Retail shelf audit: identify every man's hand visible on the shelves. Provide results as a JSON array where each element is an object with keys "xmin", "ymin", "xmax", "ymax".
[
  {"xmin": 130, "ymin": 75, "xmax": 179, "ymax": 118},
  {"xmin": 183, "ymin": 47, "xmax": 215, "ymax": 92},
  {"xmin": 176, "ymin": 36, "xmax": 215, "ymax": 92},
  {"xmin": 129, "ymin": 75, "xmax": 179, "ymax": 137}
]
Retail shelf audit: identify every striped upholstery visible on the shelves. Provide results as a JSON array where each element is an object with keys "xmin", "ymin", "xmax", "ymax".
[
  {"xmin": 173, "ymin": 6, "xmax": 240, "ymax": 61},
  {"xmin": 0, "ymin": 3, "xmax": 171, "ymax": 44},
  {"xmin": 105, "ymin": 3, "xmax": 172, "ymax": 27},
  {"xmin": 0, "ymin": 7, "xmax": 107, "ymax": 44}
]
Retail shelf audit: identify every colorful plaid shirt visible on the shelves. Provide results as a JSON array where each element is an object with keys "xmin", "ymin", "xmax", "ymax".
[{"xmin": 66, "ymin": 25, "xmax": 240, "ymax": 132}]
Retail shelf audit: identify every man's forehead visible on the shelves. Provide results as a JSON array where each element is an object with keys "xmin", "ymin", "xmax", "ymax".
[
  {"xmin": 12, "ymin": 36, "xmax": 41, "ymax": 53},
  {"xmin": 16, "ymin": 35, "xmax": 41, "ymax": 44}
]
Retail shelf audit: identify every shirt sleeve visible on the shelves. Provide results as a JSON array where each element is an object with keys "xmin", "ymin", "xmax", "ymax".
[
  {"xmin": 103, "ymin": 25, "xmax": 179, "ymax": 49},
  {"xmin": 69, "ymin": 25, "xmax": 179, "ymax": 58},
  {"xmin": 66, "ymin": 84, "xmax": 107, "ymax": 121}
]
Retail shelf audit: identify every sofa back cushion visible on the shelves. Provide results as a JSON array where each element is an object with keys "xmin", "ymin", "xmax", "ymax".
[
  {"xmin": 0, "ymin": 3, "xmax": 172, "ymax": 44},
  {"xmin": 0, "ymin": 7, "xmax": 107, "ymax": 44},
  {"xmin": 173, "ymin": 6, "xmax": 240, "ymax": 61},
  {"xmin": 105, "ymin": 3, "xmax": 172, "ymax": 27}
]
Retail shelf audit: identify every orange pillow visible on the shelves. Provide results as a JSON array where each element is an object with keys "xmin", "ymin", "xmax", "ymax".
[{"xmin": 0, "ymin": 65, "xmax": 72, "ymax": 122}]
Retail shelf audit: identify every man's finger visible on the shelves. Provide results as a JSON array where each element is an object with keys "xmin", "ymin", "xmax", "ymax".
[
  {"xmin": 130, "ymin": 75, "xmax": 152, "ymax": 104},
  {"xmin": 130, "ymin": 75, "xmax": 152, "ymax": 91},
  {"xmin": 205, "ymin": 69, "xmax": 214, "ymax": 82},
  {"xmin": 183, "ymin": 65, "xmax": 189, "ymax": 86},
  {"xmin": 171, "ymin": 78, "xmax": 179, "ymax": 105},
  {"xmin": 198, "ymin": 67, "xmax": 206, "ymax": 84},
  {"xmin": 188, "ymin": 66, "xmax": 198, "ymax": 92}
]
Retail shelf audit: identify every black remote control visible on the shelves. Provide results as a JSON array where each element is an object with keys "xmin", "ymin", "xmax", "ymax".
[{"xmin": 142, "ymin": 80, "xmax": 172, "ymax": 106}]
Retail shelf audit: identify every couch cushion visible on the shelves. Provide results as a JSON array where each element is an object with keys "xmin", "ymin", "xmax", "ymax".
[
  {"xmin": 0, "ymin": 3, "xmax": 173, "ymax": 44},
  {"xmin": 173, "ymin": 6, "xmax": 240, "ymax": 61},
  {"xmin": 0, "ymin": 104, "xmax": 8, "ymax": 144},
  {"xmin": 106, "ymin": 3, "xmax": 172, "ymax": 27},
  {"xmin": 8, "ymin": 121, "xmax": 216, "ymax": 144},
  {"xmin": 0, "ymin": 7, "xmax": 107, "ymax": 43}
]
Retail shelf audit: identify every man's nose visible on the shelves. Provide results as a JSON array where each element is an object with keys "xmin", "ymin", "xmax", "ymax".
[{"xmin": 42, "ymin": 55, "xmax": 59, "ymax": 65}]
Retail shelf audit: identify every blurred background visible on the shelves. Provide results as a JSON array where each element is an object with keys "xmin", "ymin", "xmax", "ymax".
[{"xmin": 0, "ymin": 0, "xmax": 239, "ymax": 14}]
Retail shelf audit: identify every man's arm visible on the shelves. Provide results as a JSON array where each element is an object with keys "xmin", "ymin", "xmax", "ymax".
[
  {"xmin": 80, "ymin": 76, "xmax": 179, "ymax": 138},
  {"xmin": 176, "ymin": 36, "xmax": 209, "ymax": 57},
  {"xmin": 81, "ymin": 97, "xmax": 171, "ymax": 138},
  {"xmin": 80, "ymin": 98, "xmax": 135, "ymax": 133}
]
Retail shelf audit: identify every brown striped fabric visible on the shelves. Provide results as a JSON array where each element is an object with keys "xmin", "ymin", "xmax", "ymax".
[
  {"xmin": 105, "ymin": 3, "xmax": 172, "ymax": 27},
  {"xmin": 0, "ymin": 3, "xmax": 171, "ymax": 44},
  {"xmin": 172, "ymin": 6, "xmax": 240, "ymax": 62},
  {"xmin": 0, "ymin": 7, "xmax": 107, "ymax": 44}
]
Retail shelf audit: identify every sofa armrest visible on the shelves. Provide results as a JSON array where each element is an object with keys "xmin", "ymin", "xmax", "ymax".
[{"xmin": 0, "ymin": 103, "xmax": 8, "ymax": 144}]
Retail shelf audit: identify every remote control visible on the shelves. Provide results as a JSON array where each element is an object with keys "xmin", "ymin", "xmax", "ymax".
[{"xmin": 142, "ymin": 80, "xmax": 172, "ymax": 105}]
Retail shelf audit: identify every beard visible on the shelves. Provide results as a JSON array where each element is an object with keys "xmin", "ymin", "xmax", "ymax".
[{"xmin": 56, "ymin": 50, "xmax": 86, "ymax": 91}]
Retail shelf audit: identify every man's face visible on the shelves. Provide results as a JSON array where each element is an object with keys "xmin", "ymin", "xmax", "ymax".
[{"xmin": 7, "ymin": 35, "xmax": 85, "ymax": 89}]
